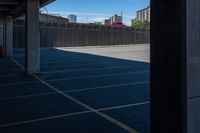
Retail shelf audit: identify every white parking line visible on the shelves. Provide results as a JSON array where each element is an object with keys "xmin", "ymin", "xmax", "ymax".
[
  {"xmin": 0, "ymin": 69, "xmax": 148, "ymax": 87},
  {"xmin": 64, "ymin": 81, "xmax": 149, "ymax": 93},
  {"xmin": 41, "ymin": 65, "xmax": 133, "ymax": 74},
  {"xmin": 11, "ymin": 58, "xmax": 25, "ymax": 70},
  {"xmin": 0, "ymin": 81, "xmax": 149, "ymax": 101},
  {"xmin": 0, "ymin": 110, "xmax": 92, "ymax": 128},
  {"xmin": 41, "ymin": 61, "xmax": 113, "ymax": 68},
  {"xmin": 17, "ymin": 59, "xmax": 100, "ymax": 65},
  {"xmin": 0, "ymin": 101, "xmax": 149, "ymax": 129},
  {"xmin": 46, "ymin": 71, "xmax": 149, "ymax": 82},
  {"xmin": 40, "ymin": 59, "xmax": 104, "ymax": 64},
  {"xmin": 11, "ymin": 57, "xmax": 141, "ymax": 133},
  {"xmin": 39, "ymin": 58, "xmax": 96, "ymax": 63}
]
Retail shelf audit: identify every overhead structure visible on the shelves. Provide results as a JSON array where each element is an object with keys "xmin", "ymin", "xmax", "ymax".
[
  {"xmin": 151, "ymin": 0, "xmax": 200, "ymax": 133},
  {"xmin": 0, "ymin": 0, "xmax": 55, "ymax": 74},
  {"xmin": 0, "ymin": 0, "xmax": 54, "ymax": 17}
]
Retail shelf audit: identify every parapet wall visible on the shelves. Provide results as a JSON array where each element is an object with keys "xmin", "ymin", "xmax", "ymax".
[{"xmin": 13, "ymin": 21, "xmax": 150, "ymax": 48}]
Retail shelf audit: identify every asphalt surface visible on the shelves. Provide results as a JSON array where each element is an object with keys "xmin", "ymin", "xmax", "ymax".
[{"xmin": 0, "ymin": 45, "xmax": 150, "ymax": 133}]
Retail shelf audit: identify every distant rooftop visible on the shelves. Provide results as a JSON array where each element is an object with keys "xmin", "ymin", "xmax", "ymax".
[{"xmin": 137, "ymin": 6, "xmax": 150, "ymax": 13}]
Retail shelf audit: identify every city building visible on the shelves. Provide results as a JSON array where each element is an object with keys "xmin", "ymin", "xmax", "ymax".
[
  {"xmin": 103, "ymin": 14, "xmax": 123, "ymax": 26},
  {"xmin": 109, "ymin": 14, "xmax": 123, "ymax": 24},
  {"xmin": 135, "ymin": 6, "xmax": 150, "ymax": 22},
  {"xmin": 103, "ymin": 19, "xmax": 111, "ymax": 26},
  {"xmin": 67, "ymin": 14, "xmax": 77, "ymax": 23}
]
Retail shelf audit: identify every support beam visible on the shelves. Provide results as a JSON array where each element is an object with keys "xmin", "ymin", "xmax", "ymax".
[
  {"xmin": 187, "ymin": 0, "xmax": 200, "ymax": 132},
  {"xmin": 151, "ymin": 0, "xmax": 187, "ymax": 132},
  {"xmin": 5, "ymin": 15, "xmax": 13, "ymax": 57},
  {"xmin": 25, "ymin": 0, "xmax": 40, "ymax": 74},
  {"xmin": 0, "ymin": 0, "xmax": 20, "ymax": 5}
]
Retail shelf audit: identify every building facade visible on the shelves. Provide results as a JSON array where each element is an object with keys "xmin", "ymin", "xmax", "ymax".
[
  {"xmin": 135, "ymin": 6, "xmax": 150, "ymax": 22},
  {"xmin": 109, "ymin": 14, "xmax": 122, "ymax": 24},
  {"xmin": 67, "ymin": 14, "xmax": 77, "ymax": 23},
  {"xmin": 103, "ymin": 19, "xmax": 111, "ymax": 26}
]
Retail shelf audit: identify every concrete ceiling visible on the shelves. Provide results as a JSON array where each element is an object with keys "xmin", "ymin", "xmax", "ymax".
[{"xmin": 0, "ymin": 0, "xmax": 55, "ymax": 17}]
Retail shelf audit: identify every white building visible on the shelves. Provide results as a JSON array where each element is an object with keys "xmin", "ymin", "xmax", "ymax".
[
  {"xmin": 67, "ymin": 14, "xmax": 77, "ymax": 23},
  {"xmin": 135, "ymin": 6, "xmax": 150, "ymax": 22},
  {"xmin": 110, "ymin": 14, "xmax": 122, "ymax": 24}
]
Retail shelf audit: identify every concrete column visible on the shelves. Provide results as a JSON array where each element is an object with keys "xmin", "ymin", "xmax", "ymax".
[
  {"xmin": 151, "ymin": 0, "xmax": 200, "ymax": 133},
  {"xmin": 0, "ymin": 16, "xmax": 6, "ymax": 56},
  {"xmin": 5, "ymin": 15, "xmax": 13, "ymax": 57},
  {"xmin": 150, "ymin": 0, "xmax": 187, "ymax": 133},
  {"xmin": 0, "ymin": 16, "xmax": 3, "ymax": 50},
  {"xmin": 25, "ymin": 0, "xmax": 40, "ymax": 74},
  {"xmin": 187, "ymin": 0, "xmax": 200, "ymax": 132}
]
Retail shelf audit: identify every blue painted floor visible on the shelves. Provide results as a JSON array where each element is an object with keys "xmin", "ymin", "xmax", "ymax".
[{"xmin": 0, "ymin": 48, "xmax": 150, "ymax": 133}]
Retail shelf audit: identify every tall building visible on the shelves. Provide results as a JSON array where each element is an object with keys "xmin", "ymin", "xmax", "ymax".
[
  {"xmin": 67, "ymin": 14, "xmax": 77, "ymax": 23},
  {"xmin": 135, "ymin": 6, "xmax": 150, "ymax": 22},
  {"xmin": 103, "ymin": 14, "xmax": 123, "ymax": 26},
  {"xmin": 109, "ymin": 14, "xmax": 122, "ymax": 24}
]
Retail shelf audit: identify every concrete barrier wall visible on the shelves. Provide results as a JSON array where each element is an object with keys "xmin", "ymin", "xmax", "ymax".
[{"xmin": 14, "ymin": 21, "xmax": 150, "ymax": 48}]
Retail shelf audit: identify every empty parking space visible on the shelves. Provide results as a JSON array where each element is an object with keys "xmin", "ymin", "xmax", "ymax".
[
  {"xmin": 0, "ymin": 83, "xmax": 54, "ymax": 100},
  {"xmin": 0, "ymin": 94, "xmax": 86, "ymax": 125},
  {"xmin": 0, "ymin": 44, "xmax": 150, "ymax": 133},
  {"xmin": 102, "ymin": 104, "xmax": 150, "ymax": 133},
  {"xmin": 0, "ymin": 113, "xmax": 129, "ymax": 133},
  {"xmin": 68, "ymin": 83, "xmax": 149, "ymax": 108}
]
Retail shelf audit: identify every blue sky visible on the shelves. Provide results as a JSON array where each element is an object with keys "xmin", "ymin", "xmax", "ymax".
[{"xmin": 43, "ymin": 0, "xmax": 149, "ymax": 26}]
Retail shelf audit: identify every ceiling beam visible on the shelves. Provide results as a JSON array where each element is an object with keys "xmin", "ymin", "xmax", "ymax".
[
  {"xmin": 0, "ymin": 5, "xmax": 14, "ymax": 11},
  {"xmin": 0, "ymin": 0, "xmax": 20, "ymax": 5},
  {"xmin": 0, "ymin": 0, "xmax": 55, "ymax": 18},
  {"xmin": 0, "ymin": 2, "xmax": 19, "ymax": 5},
  {"xmin": 9, "ymin": 0, "xmax": 25, "ymax": 18}
]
